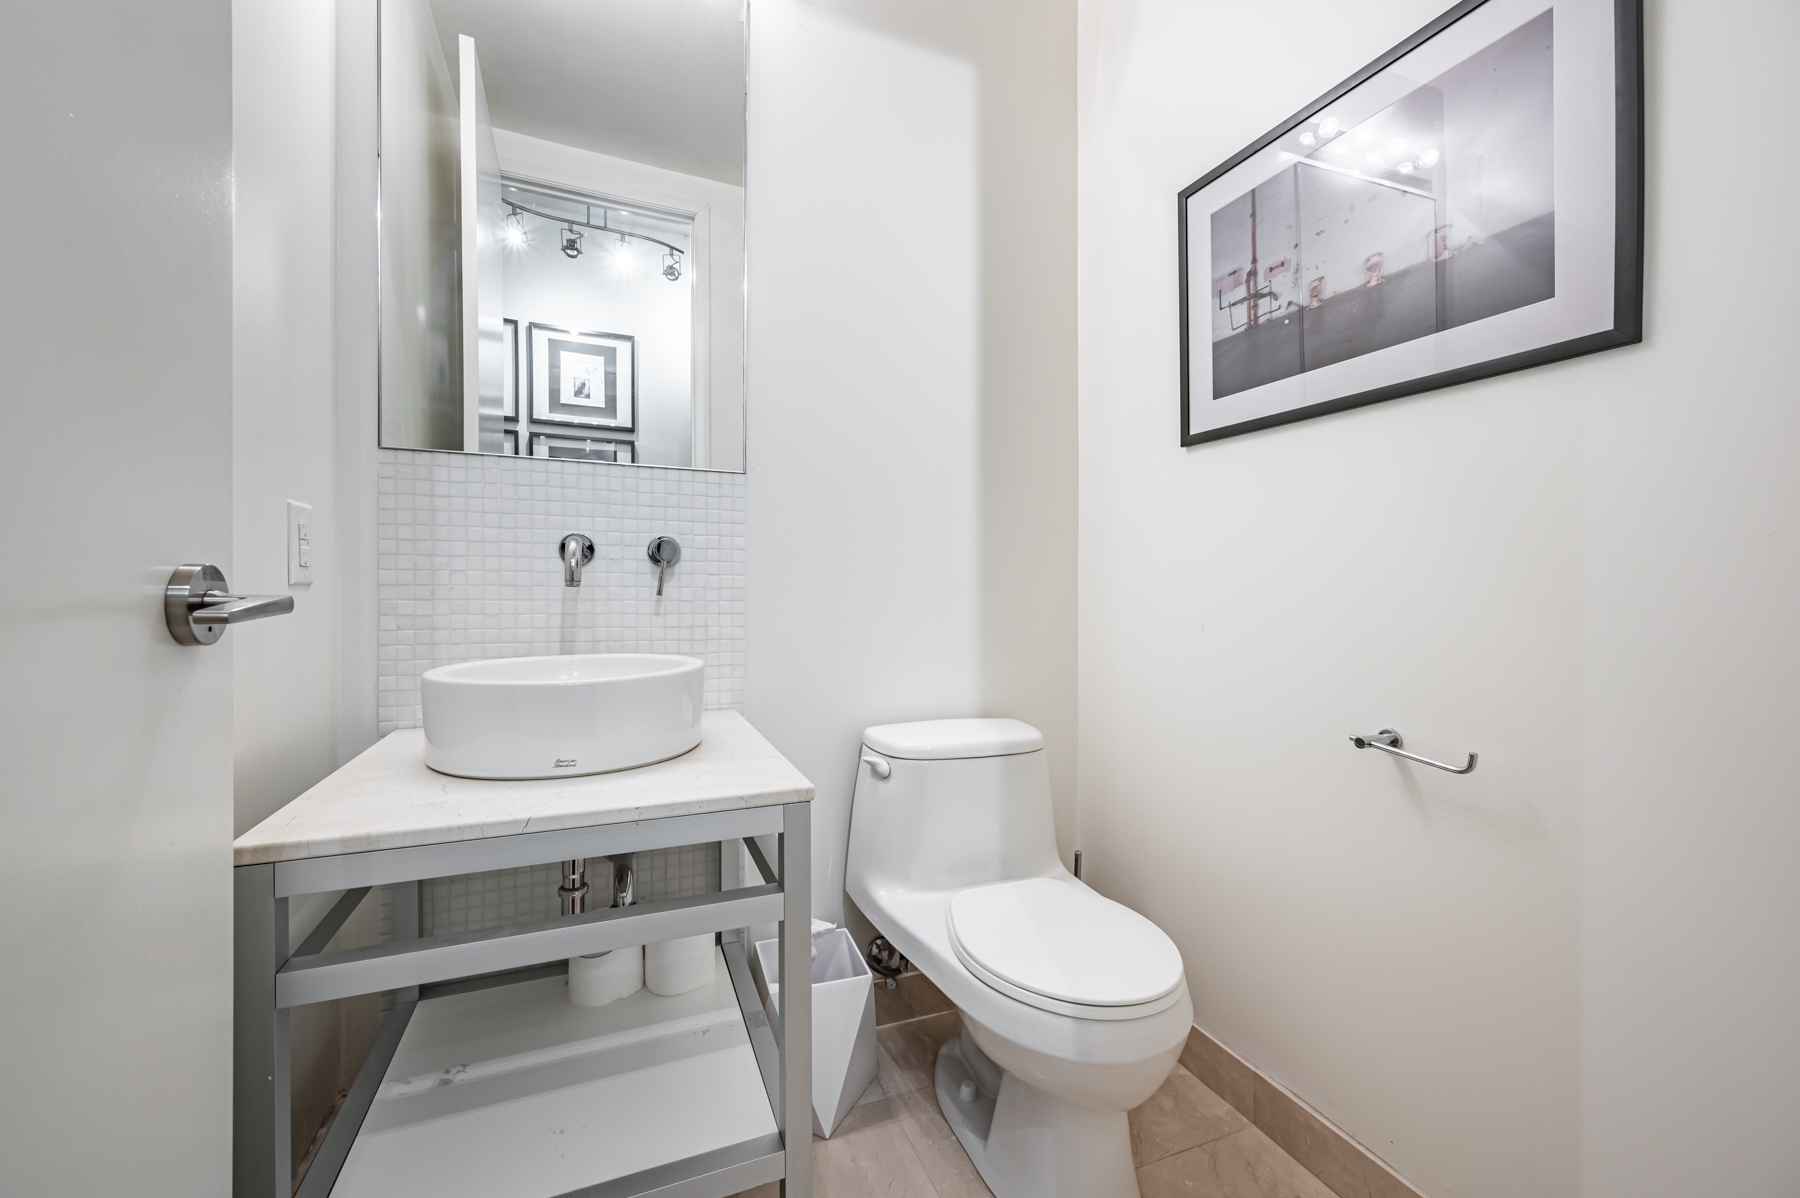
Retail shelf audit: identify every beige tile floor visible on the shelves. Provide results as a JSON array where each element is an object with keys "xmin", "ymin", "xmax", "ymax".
[{"xmin": 732, "ymin": 1010, "xmax": 1337, "ymax": 1198}]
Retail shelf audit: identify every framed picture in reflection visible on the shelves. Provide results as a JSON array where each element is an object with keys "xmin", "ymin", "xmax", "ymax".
[
  {"xmin": 530, "ymin": 433, "xmax": 636, "ymax": 463},
  {"xmin": 502, "ymin": 318, "xmax": 519, "ymax": 419},
  {"xmin": 527, "ymin": 323, "xmax": 635, "ymax": 431},
  {"xmin": 1178, "ymin": 0, "xmax": 1643, "ymax": 445}
]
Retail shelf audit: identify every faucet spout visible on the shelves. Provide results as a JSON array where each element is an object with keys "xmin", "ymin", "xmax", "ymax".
[{"xmin": 559, "ymin": 533, "xmax": 594, "ymax": 587}]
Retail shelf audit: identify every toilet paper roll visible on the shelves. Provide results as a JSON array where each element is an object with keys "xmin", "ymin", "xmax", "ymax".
[
  {"xmin": 568, "ymin": 946, "xmax": 643, "ymax": 1007},
  {"xmin": 644, "ymin": 933, "xmax": 715, "ymax": 996}
]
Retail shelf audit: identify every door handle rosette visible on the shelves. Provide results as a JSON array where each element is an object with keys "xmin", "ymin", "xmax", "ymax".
[{"xmin": 165, "ymin": 563, "xmax": 295, "ymax": 646}]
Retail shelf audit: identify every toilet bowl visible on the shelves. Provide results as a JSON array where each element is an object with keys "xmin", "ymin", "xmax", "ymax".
[{"xmin": 845, "ymin": 719, "xmax": 1193, "ymax": 1198}]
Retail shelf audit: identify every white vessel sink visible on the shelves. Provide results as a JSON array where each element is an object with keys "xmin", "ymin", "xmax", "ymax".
[{"xmin": 421, "ymin": 654, "xmax": 704, "ymax": 779}]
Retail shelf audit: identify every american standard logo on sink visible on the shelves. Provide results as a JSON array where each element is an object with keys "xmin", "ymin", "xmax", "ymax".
[{"xmin": 554, "ymin": 759, "xmax": 578, "ymax": 769}]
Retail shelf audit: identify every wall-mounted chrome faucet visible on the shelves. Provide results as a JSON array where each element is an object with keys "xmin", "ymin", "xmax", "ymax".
[
  {"xmin": 559, "ymin": 533, "xmax": 595, "ymax": 587},
  {"xmin": 610, "ymin": 853, "xmax": 636, "ymax": 908},
  {"xmin": 559, "ymin": 859, "xmax": 590, "ymax": 916},
  {"xmin": 559, "ymin": 854, "xmax": 633, "ymax": 913}
]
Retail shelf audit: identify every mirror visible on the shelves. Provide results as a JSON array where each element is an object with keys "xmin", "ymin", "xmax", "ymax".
[{"xmin": 379, "ymin": 0, "xmax": 746, "ymax": 471}]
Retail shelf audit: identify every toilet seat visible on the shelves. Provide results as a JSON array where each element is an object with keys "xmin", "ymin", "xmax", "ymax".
[{"xmin": 947, "ymin": 878, "xmax": 1187, "ymax": 1021}]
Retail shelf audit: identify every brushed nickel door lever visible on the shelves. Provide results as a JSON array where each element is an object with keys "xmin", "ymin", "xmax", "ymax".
[{"xmin": 164, "ymin": 563, "xmax": 295, "ymax": 645}]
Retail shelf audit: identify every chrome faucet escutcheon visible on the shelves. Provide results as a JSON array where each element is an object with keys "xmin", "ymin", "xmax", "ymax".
[{"xmin": 560, "ymin": 533, "xmax": 595, "ymax": 587}]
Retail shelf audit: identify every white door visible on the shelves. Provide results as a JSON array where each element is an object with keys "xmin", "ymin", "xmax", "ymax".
[{"xmin": 0, "ymin": 3, "xmax": 237, "ymax": 1193}]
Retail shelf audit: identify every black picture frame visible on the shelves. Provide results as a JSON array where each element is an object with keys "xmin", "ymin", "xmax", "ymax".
[
  {"xmin": 526, "ymin": 321, "xmax": 638, "ymax": 433},
  {"xmin": 529, "ymin": 432, "xmax": 637, "ymax": 464},
  {"xmin": 1177, "ymin": 0, "xmax": 1643, "ymax": 446},
  {"xmin": 502, "ymin": 318, "xmax": 519, "ymax": 420}
]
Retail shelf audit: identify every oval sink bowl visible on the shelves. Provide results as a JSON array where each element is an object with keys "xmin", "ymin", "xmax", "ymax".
[{"xmin": 421, "ymin": 654, "xmax": 704, "ymax": 779}]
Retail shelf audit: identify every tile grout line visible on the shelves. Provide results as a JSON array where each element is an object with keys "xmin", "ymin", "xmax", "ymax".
[
  {"xmin": 876, "ymin": 1009, "xmax": 957, "ymax": 1032},
  {"xmin": 1132, "ymin": 1107, "xmax": 1250, "ymax": 1171},
  {"xmin": 892, "ymin": 1104, "xmax": 966, "ymax": 1198}
]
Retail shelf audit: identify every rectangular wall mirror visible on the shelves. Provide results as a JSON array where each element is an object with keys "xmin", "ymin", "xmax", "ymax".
[{"xmin": 379, "ymin": 0, "xmax": 746, "ymax": 471}]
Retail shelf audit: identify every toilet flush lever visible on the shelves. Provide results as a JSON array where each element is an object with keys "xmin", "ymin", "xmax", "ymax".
[{"xmin": 862, "ymin": 755, "xmax": 891, "ymax": 779}]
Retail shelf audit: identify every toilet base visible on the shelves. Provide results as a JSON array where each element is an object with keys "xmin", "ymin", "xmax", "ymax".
[{"xmin": 935, "ymin": 1037, "xmax": 1141, "ymax": 1198}]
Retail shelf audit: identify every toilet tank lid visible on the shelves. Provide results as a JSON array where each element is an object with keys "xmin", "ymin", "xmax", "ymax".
[{"xmin": 862, "ymin": 718, "xmax": 1043, "ymax": 760}]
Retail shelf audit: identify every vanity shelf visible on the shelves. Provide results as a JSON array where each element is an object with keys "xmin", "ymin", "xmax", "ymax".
[{"xmin": 234, "ymin": 710, "xmax": 814, "ymax": 1198}]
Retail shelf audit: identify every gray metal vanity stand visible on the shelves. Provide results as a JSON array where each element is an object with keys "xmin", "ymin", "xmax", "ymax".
[{"xmin": 232, "ymin": 714, "xmax": 813, "ymax": 1198}]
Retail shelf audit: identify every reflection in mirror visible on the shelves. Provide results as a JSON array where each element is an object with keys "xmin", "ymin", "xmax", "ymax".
[{"xmin": 379, "ymin": 0, "xmax": 746, "ymax": 471}]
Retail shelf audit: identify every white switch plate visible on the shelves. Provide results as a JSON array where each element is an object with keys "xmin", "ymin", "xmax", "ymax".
[{"xmin": 287, "ymin": 500, "xmax": 313, "ymax": 586}]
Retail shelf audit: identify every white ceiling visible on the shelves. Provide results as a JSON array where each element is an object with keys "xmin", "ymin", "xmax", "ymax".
[{"xmin": 430, "ymin": 0, "xmax": 746, "ymax": 186}]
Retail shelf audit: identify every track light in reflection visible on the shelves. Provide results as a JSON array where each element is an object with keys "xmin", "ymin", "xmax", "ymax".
[
  {"xmin": 504, "ymin": 210, "xmax": 528, "ymax": 247},
  {"xmin": 663, "ymin": 249, "xmax": 682, "ymax": 281},
  {"xmin": 607, "ymin": 235, "xmax": 645, "ymax": 279},
  {"xmin": 561, "ymin": 225, "xmax": 584, "ymax": 259}
]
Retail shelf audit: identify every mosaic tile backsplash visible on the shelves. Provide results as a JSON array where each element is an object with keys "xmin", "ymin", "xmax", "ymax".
[
  {"xmin": 377, "ymin": 448, "xmax": 746, "ymax": 733},
  {"xmin": 419, "ymin": 845, "xmax": 725, "ymax": 937},
  {"xmin": 377, "ymin": 844, "xmax": 731, "ymax": 946},
  {"xmin": 375, "ymin": 448, "xmax": 746, "ymax": 931}
]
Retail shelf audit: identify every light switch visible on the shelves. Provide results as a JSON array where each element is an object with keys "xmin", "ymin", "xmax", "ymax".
[{"xmin": 287, "ymin": 500, "xmax": 314, "ymax": 586}]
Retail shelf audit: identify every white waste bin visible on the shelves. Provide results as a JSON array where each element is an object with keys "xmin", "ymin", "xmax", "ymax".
[{"xmin": 751, "ymin": 925, "xmax": 878, "ymax": 1138}]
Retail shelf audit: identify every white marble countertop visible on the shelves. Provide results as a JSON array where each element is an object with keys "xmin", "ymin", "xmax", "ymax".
[{"xmin": 233, "ymin": 710, "xmax": 813, "ymax": 866}]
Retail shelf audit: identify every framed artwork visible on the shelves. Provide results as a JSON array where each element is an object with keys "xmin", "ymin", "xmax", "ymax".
[
  {"xmin": 527, "ymin": 322, "xmax": 636, "ymax": 432},
  {"xmin": 502, "ymin": 318, "xmax": 519, "ymax": 419},
  {"xmin": 530, "ymin": 432, "xmax": 636, "ymax": 463},
  {"xmin": 1178, "ymin": 0, "xmax": 1642, "ymax": 445}
]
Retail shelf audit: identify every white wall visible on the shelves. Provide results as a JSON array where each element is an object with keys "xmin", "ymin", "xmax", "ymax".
[
  {"xmin": 744, "ymin": 0, "xmax": 1078, "ymax": 927},
  {"xmin": 234, "ymin": 0, "xmax": 342, "ymax": 838},
  {"xmin": 337, "ymin": 0, "xmax": 383, "ymax": 765},
  {"xmin": 1078, "ymin": 2, "xmax": 1799, "ymax": 1198},
  {"xmin": 1578, "ymin": 2, "xmax": 1800, "ymax": 1189},
  {"xmin": 236, "ymin": 0, "xmax": 396, "ymax": 1166}
]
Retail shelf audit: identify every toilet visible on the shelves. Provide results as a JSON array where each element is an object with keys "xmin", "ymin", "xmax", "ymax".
[{"xmin": 846, "ymin": 718, "xmax": 1193, "ymax": 1198}]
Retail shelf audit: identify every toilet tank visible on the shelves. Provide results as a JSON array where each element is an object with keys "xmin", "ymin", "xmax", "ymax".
[{"xmin": 846, "ymin": 719, "xmax": 1062, "ymax": 896}]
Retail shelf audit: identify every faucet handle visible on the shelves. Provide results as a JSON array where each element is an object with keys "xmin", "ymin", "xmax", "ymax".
[
  {"xmin": 646, "ymin": 536, "xmax": 681, "ymax": 596},
  {"xmin": 559, "ymin": 534, "xmax": 595, "ymax": 587}
]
